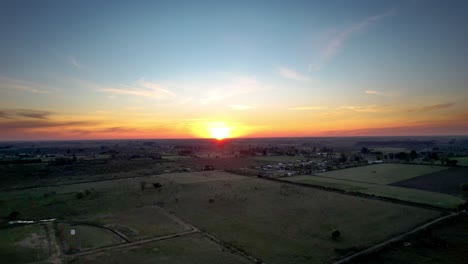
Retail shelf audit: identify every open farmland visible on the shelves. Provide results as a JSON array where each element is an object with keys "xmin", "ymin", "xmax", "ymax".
[
  {"xmin": 0, "ymin": 224, "xmax": 50, "ymax": 263},
  {"xmin": 453, "ymin": 157, "xmax": 468, "ymax": 166},
  {"xmin": 0, "ymin": 169, "xmax": 460, "ymax": 263},
  {"xmin": 349, "ymin": 215, "xmax": 468, "ymax": 264},
  {"xmin": 149, "ymin": 171, "xmax": 442, "ymax": 263},
  {"xmin": 69, "ymin": 233, "xmax": 252, "ymax": 264},
  {"xmin": 391, "ymin": 167, "xmax": 468, "ymax": 197},
  {"xmin": 284, "ymin": 175, "xmax": 465, "ymax": 209},
  {"xmin": 56, "ymin": 223, "xmax": 125, "ymax": 254},
  {"xmin": 315, "ymin": 164, "xmax": 447, "ymax": 184}
]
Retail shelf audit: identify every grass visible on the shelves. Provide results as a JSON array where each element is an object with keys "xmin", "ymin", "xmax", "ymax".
[
  {"xmin": 0, "ymin": 171, "xmax": 447, "ymax": 263},
  {"xmin": 81, "ymin": 206, "xmax": 189, "ymax": 241},
  {"xmin": 452, "ymin": 156, "xmax": 468, "ymax": 166},
  {"xmin": 0, "ymin": 224, "xmax": 50, "ymax": 263},
  {"xmin": 284, "ymin": 175, "xmax": 465, "ymax": 210},
  {"xmin": 56, "ymin": 223, "xmax": 125, "ymax": 254},
  {"xmin": 350, "ymin": 215, "xmax": 468, "ymax": 264},
  {"xmin": 316, "ymin": 163, "xmax": 447, "ymax": 184},
  {"xmin": 149, "ymin": 172, "xmax": 442, "ymax": 264},
  {"xmin": 69, "ymin": 233, "xmax": 252, "ymax": 264}
]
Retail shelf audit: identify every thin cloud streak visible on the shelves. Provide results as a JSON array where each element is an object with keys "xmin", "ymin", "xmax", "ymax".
[
  {"xmin": 0, "ymin": 109, "xmax": 53, "ymax": 120},
  {"xmin": 311, "ymin": 9, "xmax": 395, "ymax": 71},
  {"xmin": 99, "ymin": 79, "xmax": 176, "ymax": 99},
  {"xmin": 69, "ymin": 56, "xmax": 85, "ymax": 69},
  {"xmin": 0, "ymin": 77, "xmax": 56, "ymax": 94},
  {"xmin": 278, "ymin": 67, "xmax": 311, "ymax": 82},
  {"xmin": 408, "ymin": 103, "xmax": 455, "ymax": 112}
]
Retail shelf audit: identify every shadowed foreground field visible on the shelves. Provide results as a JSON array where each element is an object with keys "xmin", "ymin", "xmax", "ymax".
[{"xmin": 0, "ymin": 171, "xmax": 447, "ymax": 263}]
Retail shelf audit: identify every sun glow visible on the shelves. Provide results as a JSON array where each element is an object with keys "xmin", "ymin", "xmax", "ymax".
[{"xmin": 208, "ymin": 123, "xmax": 231, "ymax": 140}]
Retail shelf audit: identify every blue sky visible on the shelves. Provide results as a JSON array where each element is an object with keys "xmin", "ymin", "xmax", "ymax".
[{"xmin": 1, "ymin": 0, "xmax": 468, "ymax": 140}]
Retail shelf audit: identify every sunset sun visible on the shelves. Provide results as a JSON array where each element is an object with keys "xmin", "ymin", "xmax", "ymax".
[{"xmin": 208, "ymin": 123, "xmax": 231, "ymax": 140}]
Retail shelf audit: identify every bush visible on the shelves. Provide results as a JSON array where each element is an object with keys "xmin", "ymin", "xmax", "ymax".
[
  {"xmin": 76, "ymin": 192, "xmax": 84, "ymax": 199},
  {"xmin": 9, "ymin": 211, "xmax": 20, "ymax": 220},
  {"xmin": 461, "ymin": 183, "xmax": 468, "ymax": 192},
  {"xmin": 153, "ymin": 182, "xmax": 162, "ymax": 189},
  {"xmin": 331, "ymin": 229, "xmax": 341, "ymax": 240},
  {"xmin": 208, "ymin": 198, "xmax": 215, "ymax": 204}
]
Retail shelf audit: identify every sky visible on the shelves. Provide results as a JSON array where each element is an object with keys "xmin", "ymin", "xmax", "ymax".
[{"xmin": 1, "ymin": 0, "xmax": 468, "ymax": 140}]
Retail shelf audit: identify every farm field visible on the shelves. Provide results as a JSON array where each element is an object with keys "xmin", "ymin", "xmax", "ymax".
[
  {"xmin": 391, "ymin": 167, "xmax": 468, "ymax": 197},
  {"xmin": 69, "ymin": 233, "xmax": 252, "ymax": 264},
  {"xmin": 150, "ymin": 172, "xmax": 442, "ymax": 263},
  {"xmin": 284, "ymin": 175, "xmax": 465, "ymax": 209},
  {"xmin": 0, "ymin": 224, "xmax": 50, "ymax": 263},
  {"xmin": 452, "ymin": 156, "xmax": 468, "ymax": 166},
  {"xmin": 0, "ymin": 170, "xmax": 456, "ymax": 263},
  {"xmin": 80, "ymin": 206, "xmax": 190, "ymax": 241},
  {"xmin": 316, "ymin": 163, "xmax": 447, "ymax": 184},
  {"xmin": 349, "ymin": 215, "xmax": 468, "ymax": 264},
  {"xmin": 56, "ymin": 223, "xmax": 125, "ymax": 254}
]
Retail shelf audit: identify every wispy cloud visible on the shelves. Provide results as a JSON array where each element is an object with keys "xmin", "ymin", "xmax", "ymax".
[
  {"xmin": 278, "ymin": 67, "xmax": 311, "ymax": 82},
  {"xmin": 0, "ymin": 77, "xmax": 56, "ymax": 94},
  {"xmin": 408, "ymin": 103, "xmax": 455, "ymax": 112},
  {"xmin": 229, "ymin": 104, "xmax": 253, "ymax": 110},
  {"xmin": 310, "ymin": 9, "xmax": 395, "ymax": 71},
  {"xmin": 99, "ymin": 78, "xmax": 176, "ymax": 99},
  {"xmin": 0, "ymin": 109, "xmax": 53, "ymax": 120},
  {"xmin": 289, "ymin": 106, "xmax": 325, "ymax": 111},
  {"xmin": 69, "ymin": 56, "xmax": 85, "ymax": 69},
  {"xmin": 365, "ymin": 90, "xmax": 379, "ymax": 95}
]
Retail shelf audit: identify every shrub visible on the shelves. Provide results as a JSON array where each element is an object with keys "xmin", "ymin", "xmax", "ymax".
[
  {"xmin": 461, "ymin": 183, "xmax": 468, "ymax": 192},
  {"xmin": 331, "ymin": 229, "xmax": 341, "ymax": 240},
  {"xmin": 76, "ymin": 192, "xmax": 84, "ymax": 199},
  {"xmin": 9, "ymin": 211, "xmax": 20, "ymax": 220},
  {"xmin": 209, "ymin": 198, "xmax": 215, "ymax": 204},
  {"xmin": 153, "ymin": 182, "xmax": 162, "ymax": 189}
]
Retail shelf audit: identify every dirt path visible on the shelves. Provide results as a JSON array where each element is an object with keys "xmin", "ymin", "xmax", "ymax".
[{"xmin": 331, "ymin": 212, "xmax": 458, "ymax": 264}]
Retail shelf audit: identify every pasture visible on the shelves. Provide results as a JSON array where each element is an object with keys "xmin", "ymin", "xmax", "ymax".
[
  {"xmin": 56, "ymin": 223, "xmax": 125, "ymax": 254},
  {"xmin": 0, "ymin": 171, "xmax": 449, "ymax": 263},
  {"xmin": 0, "ymin": 224, "xmax": 50, "ymax": 263},
  {"xmin": 69, "ymin": 233, "xmax": 252, "ymax": 264},
  {"xmin": 285, "ymin": 175, "xmax": 465, "ymax": 209},
  {"xmin": 316, "ymin": 163, "xmax": 447, "ymax": 184},
  {"xmin": 453, "ymin": 156, "xmax": 468, "ymax": 166},
  {"xmin": 150, "ymin": 172, "xmax": 442, "ymax": 263}
]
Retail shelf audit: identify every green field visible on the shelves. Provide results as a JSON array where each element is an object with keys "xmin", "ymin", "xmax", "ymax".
[
  {"xmin": 316, "ymin": 164, "xmax": 447, "ymax": 184},
  {"xmin": 284, "ymin": 175, "xmax": 465, "ymax": 209},
  {"xmin": 56, "ymin": 223, "xmax": 125, "ymax": 254},
  {"xmin": 82, "ymin": 206, "xmax": 189, "ymax": 241},
  {"xmin": 150, "ymin": 172, "xmax": 441, "ymax": 263},
  {"xmin": 0, "ymin": 171, "xmax": 446, "ymax": 263},
  {"xmin": 0, "ymin": 225, "xmax": 50, "ymax": 263},
  {"xmin": 69, "ymin": 233, "xmax": 252, "ymax": 264},
  {"xmin": 453, "ymin": 157, "xmax": 468, "ymax": 166}
]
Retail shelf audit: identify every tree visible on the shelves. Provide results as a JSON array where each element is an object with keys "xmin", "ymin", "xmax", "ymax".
[
  {"xmin": 410, "ymin": 150, "xmax": 418, "ymax": 160},
  {"xmin": 361, "ymin": 147, "xmax": 369, "ymax": 154},
  {"xmin": 9, "ymin": 211, "xmax": 20, "ymax": 220}
]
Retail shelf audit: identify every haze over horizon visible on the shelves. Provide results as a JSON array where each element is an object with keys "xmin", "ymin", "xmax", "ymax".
[{"xmin": 1, "ymin": 0, "xmax": 468, "ymax": 141}]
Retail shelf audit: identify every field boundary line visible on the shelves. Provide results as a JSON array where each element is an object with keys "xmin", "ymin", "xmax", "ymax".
[
  {"xmin": 245, "ymin": 173, "xmax": 457, "ymax": 212},
  {"xmin": 331, "ymin": 212, "xmax": 458, "ymax": 264},
  {"xmin": 154, "ymin": 205, "xmax": 262, "ymax": 263},
  {"xmin": 67, "ymin": 229, "xmax": 199, "ymax": 258},
  {"xmin": 201, "ymin": 232, "xmax": 264, "ymax": 264}
]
